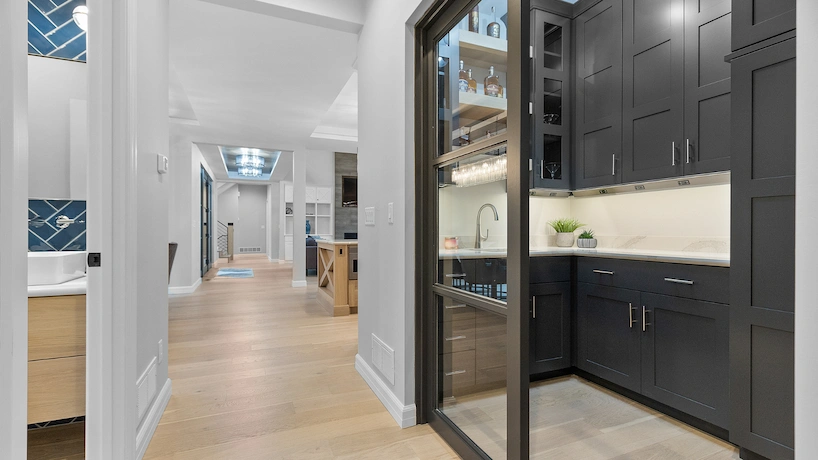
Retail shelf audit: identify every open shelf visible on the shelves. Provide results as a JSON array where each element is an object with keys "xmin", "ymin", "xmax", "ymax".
[
  {"xmin": 454, "ymin": 91, "xmax": 507, "ymax": 121},
  {"xmin": 459, "ymin": 30, "xmax": 507, "ymax": 73}
]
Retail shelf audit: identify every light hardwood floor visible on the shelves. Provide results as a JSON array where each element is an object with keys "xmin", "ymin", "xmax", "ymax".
[{"xmin": 28, "ymin": 256, "xmax": 740, "ymax": 459}]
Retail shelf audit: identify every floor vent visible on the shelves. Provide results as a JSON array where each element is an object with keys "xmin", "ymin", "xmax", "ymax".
[{"xmin": 239, "ymin": 247, "xmax": 262, "ymax": 254}]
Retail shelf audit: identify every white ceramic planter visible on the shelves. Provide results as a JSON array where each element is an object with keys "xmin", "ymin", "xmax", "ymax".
[
  {"xmin": 555, "ymin": 232, "xmax": 575, "ymax": 247},
  {"xmin": 577, "ymin": 238, "xmax": 598, "ymax": 248}
]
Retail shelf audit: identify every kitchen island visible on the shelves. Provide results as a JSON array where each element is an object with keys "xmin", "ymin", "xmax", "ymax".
[{"xmin": 316, "ymin": 240, "xmax": 358, "ymax": 316}]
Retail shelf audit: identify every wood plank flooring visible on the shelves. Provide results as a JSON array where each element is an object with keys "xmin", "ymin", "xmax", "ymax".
[{"xmin": 28, "ymin": 255, "xmax": 740, "ymax": 459}]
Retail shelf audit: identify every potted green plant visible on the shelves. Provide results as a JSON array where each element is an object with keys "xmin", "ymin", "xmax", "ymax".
[
  {"xmin": 577, "ymin": 229, "xmax": 598, "ymax": 248},
  {"xmin": 548, "ymin": 218, "xmax": 584, "ymax": 247}
]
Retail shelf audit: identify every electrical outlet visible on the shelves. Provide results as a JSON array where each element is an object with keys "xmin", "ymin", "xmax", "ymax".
[{"xmin": 158, "ymin": 339, "xmax": 164, "ymax": 364}]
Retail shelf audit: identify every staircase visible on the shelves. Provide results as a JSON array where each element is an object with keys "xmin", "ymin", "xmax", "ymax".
[{"xmin": 217, "ymin": 221, "xmax": 229, "ymax": 259}]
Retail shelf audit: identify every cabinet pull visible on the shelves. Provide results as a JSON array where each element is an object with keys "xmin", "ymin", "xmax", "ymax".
[
  {"xmin": 445, "ymin": 304, "xmax": 467, "ymax": 310},
  {"xmin": 445, "ymin": 273, "xmax": 467, "ymax": 278},
  {"xmin": 445, "ymin": 370, "xmax": 467, "ymax": 376},
  {"xmin": 686, "ymin": 139, "xmax": 692, "ymax": 164},
  {"xmin": 445, "ymin": 335, "xmax": 467, "ymax": 341},
  {"xmin": 629, "ymin": 302, "xmax": 636, "ymax": 329},
  {"xmin": 664, "ymin": 277, "xmax": 694, "ymax": 285},
  {"xmin": 533, "ymin": 296, "xmax": 537, "ymax": 319},
  {"xmin": 671, "ymin": 141, "xmax": 676, "ymax": 166},
  {"xmin": 642, "ymin": 305, "xmax": 651, "ymax": 332},
  {"xmin": 612, "ymin": 154, "xmax": 616, "ymax": 176},
  {"xmin": 593, "ymin": 269, "xmax": 614, "ymax": 275},
  {"xmin": 540, "ymin": 160, "xmax": 545, "ymax": 180}
]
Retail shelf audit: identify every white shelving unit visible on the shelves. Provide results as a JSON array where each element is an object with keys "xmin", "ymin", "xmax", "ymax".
[{"xmin": 282, "ymin": 183, "xmax": 334, "ymax": 261}]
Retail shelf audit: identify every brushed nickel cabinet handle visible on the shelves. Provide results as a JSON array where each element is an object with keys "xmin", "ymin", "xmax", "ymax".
[
  {"xmin": 642, "ymin": 305, "xmax": 651, "ymax": 332},
  {"xmin": 593, "ymin": 270, "xmax": 614, "ymax": 275},
  {"xmin": 445, "ymin": 370, "xmax": 467, "ymax": 376},
  {"xmin": 445, "ymin": 273, "xmax": 467, "ymax": 278},
  {"xmin": 629, "ymin": 302, "xmax": 635, "ymax": 329},
  {"xmin": 445, "ymin": 336, "xmax": 467, "ymax": 341},
  {"xmin": 686, "ymin": 139, "xmax": 692, "ymax": 164},
  {"xmin": 540, "ymin": 160, "xmax": 545, "ymax": 180},
  {"xmin": 612, "ymin": 154, "xmax": 616, "ymax": 176},
  {"xmin": 664, "ymin": 277, "xmax": 694, "ymax": 285},
  {"xmin": 672, "ymin": 141, "xmax": 676, "ymax": 166},
  {"xmin": 445, "ymin": 304, "xmax": 467, "ymax": 310}
]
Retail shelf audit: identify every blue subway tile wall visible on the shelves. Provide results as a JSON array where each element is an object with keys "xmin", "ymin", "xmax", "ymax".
[
  {"xmin": 28, "ymin": 0, "xmax": 87, "ymax": 62},
  {"xmin": 28, "ymin": 199, "xmax": 86, "ymax": 252}
]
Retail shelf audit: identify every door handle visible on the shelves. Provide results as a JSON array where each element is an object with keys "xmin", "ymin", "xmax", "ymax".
[
  {"xmin": 642, "ymin": 305, "xmax": 651, "ymax": 332},
  {"xmin": 686, "ymin": 139, "xmax": 693, "ymax": 164},
  {"xmin": 629, "ymin": 302, "xmax": 637, "ymax": 328},
  {"xmin": 612, "ymin": 154, "xmax": 616, "ymax": 176},
  {"xmin": 671, "ymin": 141, "xmax": 676, "ymax": 166},
  {"xmin": 593, "ymin": 269, "xmax": 614, "ymax": 275},
  {"xmin": 540, "ymin": 160, "xmax": 545, "ymax": 180},
  {"xmin": 532, "ymin": 296, "xmax": 537, "ymax": 319}
]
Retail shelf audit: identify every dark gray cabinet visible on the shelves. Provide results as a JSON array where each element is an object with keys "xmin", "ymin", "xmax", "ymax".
[
  {"xmin": 573, "ymin": 0, "xmax": 623, "ymax": 189},
  {"xmin": 622, "ymin": 0, "xmax": 731, "ymax": 183},
  {"xmin": 530, "ymin": 282, "xmax": 571, "ymax": 374},
  {"xmin": 731, "ymin": 0, "xmax": 795, "ymax": 52},
  {"xmin": 729, "ymin": 37, "xmax": 795, "ymax": 460},
  {"xmin": 532, "ymin": 9, "xmax": 571, "ymax": 190},
  {"xmin": 576, "ymin": 283, "xmax": 642, "ymax": 392},
  {"xmin": 641, "ymin": 293, "xmax": 729, "ymax": 428}
]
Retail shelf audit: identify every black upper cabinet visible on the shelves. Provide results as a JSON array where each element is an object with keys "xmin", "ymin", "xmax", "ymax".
[
  {"xmin": 573, "ymin": 0, "xmax": 624, "ymax": 189},
  {"xmin": 622, "ymin": 0, "xmax": 685, "ymax": 183},
  {"xmin": 622, "ymin": 0, "xmax": 731, "ymax": 183},
  {"xmin": 530, "ymin": 282, "xmax": 571, "ymax": 375},
  {"xmin": 640, "ymin": 293, "xmax": 729, "ymax": 429},
  {"xmin": 731, "ymin": 0, "xmax": 795, "ymax": 52},
  {"xmin": 532, "ymin": 9, "xmax": 572, "ymax": 190},
  {"xmin": 576, "ymin": 283, "xmax": 642, "ymax": 393},
  {"xmin": 684, "ymin": 0, "xmax": 732, "ymax": 175},
  {"xmin": 729, "ymin": 38, "xmax": 796, "ymax": 460}
]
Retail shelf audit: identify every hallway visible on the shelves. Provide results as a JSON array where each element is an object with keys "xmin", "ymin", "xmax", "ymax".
[{"xmin": 142, "ymin": 256, "xmax": 456, "ymax": 459}]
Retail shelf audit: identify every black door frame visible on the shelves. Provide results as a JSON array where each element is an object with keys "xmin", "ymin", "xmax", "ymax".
[
  {"xmin": 201, "ymin": 166, "xmax": 213, "ymax": 277},
  {"xmin": 414, "ymin": 0, "xmax": 531, "ymax": 458}
]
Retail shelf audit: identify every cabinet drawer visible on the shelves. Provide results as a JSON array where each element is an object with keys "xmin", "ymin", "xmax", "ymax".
[
  {"xmin": 28, "ymin": 356, "xmax": 85, "ymax": 424},
  {"xmin": 29, "ymin": 295, "xmax": 86, "ymax": 361},
  {"xmin": 441, "ymin": 350, "xmax": 476, "ymax": 397},
  {"xmin": 530, "ymin": 257, "xmax": 571, "ymax": 284},
  {"xmin": 440, "ymin": 300, "xmax": 476, "ymax": 322},
  {"xmin": 440, "ymin": 319, "xmax": 475, "ymax": 354},
  {"xmin": 577, "ymin": 257, "xmax": 729, "ymax": 303}
]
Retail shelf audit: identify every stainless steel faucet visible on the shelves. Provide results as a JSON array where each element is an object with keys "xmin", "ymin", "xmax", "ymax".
[{"xmin": 475, "ymin": 203, "xmax": 499, "ymax": 249}]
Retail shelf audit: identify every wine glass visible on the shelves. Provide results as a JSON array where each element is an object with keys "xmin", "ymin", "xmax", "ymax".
[{"xmin": 544, "ymin": 162, "xmax": 561, "ymax": 180}]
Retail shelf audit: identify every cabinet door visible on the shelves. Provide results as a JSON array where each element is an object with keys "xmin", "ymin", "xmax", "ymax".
[
  {"xmin": 622, "ymin": 0, "xmax": 684, "ymax": 183},
  {"xmin": 305, "ymin": 186, "xmax": 316, "ymax": 203},
  {"xmin": 316, "ymin": 187, "xmax": 333, "ymax": 204},
  {"xmin": 530, "ymin": 282, "xmax": 571, "ymax": 375},
  {"xmin": 532, "ymin": 10, "xmax": 570, "ymax": 190},
  {"xmin": 640, "ymin": 293, "xmax": 729, "ymax": 428},
  {"xmin": 573, "ymin": 0, "xmax": 623, "ymax": 189},
  {"xmin": 576, "ymin": 283, "xmax": 642, "ymax": 392},
  {"xmin": 474, "ymin": 309, "xmax": 507, "ymax": 389},
  {"xmin": 683, "ymin": 0, "xmax": 732, "ymax": 175},
  {"xmin": 731, "ymin": 0, "xmax": 795, "ymax": 52},
  {"xmin": 730, "ymin": 38, "xmax": 795, "ymax": 460}
]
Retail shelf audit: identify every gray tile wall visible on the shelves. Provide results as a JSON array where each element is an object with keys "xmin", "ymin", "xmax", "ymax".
[{"xmin": 335, "ymin": 152, "xmax": 358, "ymax": 238}]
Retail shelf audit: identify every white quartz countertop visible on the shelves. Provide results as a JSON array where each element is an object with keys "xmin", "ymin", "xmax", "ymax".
[
  {"xmin": 28, "ymin": 276, "xmax": 87, "ymax": 298},
  {"xmin": 439, "ymin": 247, "xmax": 730, "ymax": 267}
]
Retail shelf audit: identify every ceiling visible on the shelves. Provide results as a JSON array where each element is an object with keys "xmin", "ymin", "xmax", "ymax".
[{"xmin": 169, "ymin": 0, "xmax": 362, "ymax": 182}]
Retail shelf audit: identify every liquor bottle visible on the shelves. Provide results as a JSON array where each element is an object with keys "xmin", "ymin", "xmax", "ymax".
[
  {"xmin": 458, "ymin": 60, "xmax": 469, "ymax": 93},
  {"xmin": 468, "ymin": 6, "xmax": 479, "ymax": 33},
  {"xmin": 487, "ymin": 7, "xmax": 500, "ymax": 38},
  {"xmin": 467, "ymin": 69, "xmax": 478, "ymax": 94},
  {"xmin": 484, "ymin": 66, "xmax": 503, "ymax": 97}
]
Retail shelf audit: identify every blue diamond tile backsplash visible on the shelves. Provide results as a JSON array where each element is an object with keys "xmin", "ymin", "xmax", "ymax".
[
  {"xmin": 28, "ymin": 0, "xmax": 87, "ymax": 62},
  {"xmin": 28, "ymin": 200, "xmax": 86, "ymax": 252}
]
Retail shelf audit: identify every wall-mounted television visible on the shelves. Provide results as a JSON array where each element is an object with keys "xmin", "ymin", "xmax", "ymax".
[{"xmin": 342, "ymin": 176, "xmax": 357, "ymax": 207}]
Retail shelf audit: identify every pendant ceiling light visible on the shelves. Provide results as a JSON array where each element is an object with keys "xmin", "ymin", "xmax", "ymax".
[{"xmin": 73, "ymin": 5, "xmax": 89, "ymax": 32}]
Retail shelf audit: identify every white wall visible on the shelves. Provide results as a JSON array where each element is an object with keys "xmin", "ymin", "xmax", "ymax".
[
  {"xmin": 267, "ymin": 183, "xmax": 281, "ymax": 260},
  {"xmin": 135, "ymin": 0, "xmax": 171, "ymax": 435},
  {"xmin": 796, "ymin": 1, "xmax": 818, "ymax": 457},
  {"xmin": 236, "ymin": 184, "xmax": 269, "ymax": 253},
  {"xmin": 356, "ymin": 0, "xmax": 434, "ymax": 427},
  {"xmin": 0, "ymin": 0, "xmax": 30, "ymax": 456},
  {"xmin": 218, "ymin": 184, "xmax": 239, "ymax": 227},
  {"xmin": 306, "ymin": 149, "xmax": 335, "ymax": 186},
  {"xmin": 27, "ymin": 56, "xmax": 87, "ymax": 199}
]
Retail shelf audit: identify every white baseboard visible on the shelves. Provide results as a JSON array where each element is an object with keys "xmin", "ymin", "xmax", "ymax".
[
  {"xmin": 292, "ymin": 280, "xmax": 307, "ymax": 288},
  {"xmin": 136, "ymin": 378, "xmax": 172, "ymax": 460},
  {"xmin": 168, "ymin": 278, "xmax": 201, "ymax": 295},
  {"xmin": 267, "ymin": 256, "xmax": 279, "ymax": 263},
  {"xmin": 355, "ymin": 354, "xmax": 416, "ymax": 428}
]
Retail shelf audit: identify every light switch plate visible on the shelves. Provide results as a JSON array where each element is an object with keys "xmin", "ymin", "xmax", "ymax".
[
  {"xmin": 365, "ymin": 207, "xmax": 375, "ymax": 226},
  {"xmin": 387, "ymin": 202, "xmax": 394, "ymax": 224},
  {"xmin": 156, "ymin": 154, "xmax": 169, "ymax": 174}
]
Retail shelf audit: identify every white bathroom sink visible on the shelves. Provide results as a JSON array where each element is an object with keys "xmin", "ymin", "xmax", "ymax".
[{"xmin": 28, "ymin": 251, "xmax": 87, "ymax": 286}]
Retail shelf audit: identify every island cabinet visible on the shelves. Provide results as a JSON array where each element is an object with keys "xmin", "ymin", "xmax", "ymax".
[
  {"xmin": 621, "ymin": 0, "xmax": 732, "ymax": 183},
  {"xmin": 576, "ymin": 258, "xmax": 730, "ymax": 429}
]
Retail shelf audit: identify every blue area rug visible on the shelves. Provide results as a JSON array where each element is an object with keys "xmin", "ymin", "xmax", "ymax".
[{"xmin": 217, "ymin": 268, "xmax": 254, "ymax": 279}]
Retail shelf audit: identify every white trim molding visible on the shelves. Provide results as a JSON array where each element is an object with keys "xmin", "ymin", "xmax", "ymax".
[
  {"xmin": 135, "ymin": 378, "xmax": 172, "ymax": 460},
  {"xmin": 292, "ymin": 280, "xmax": 308, "ymax": 288},
  {"xmin": 355, "ymin": 354, "xmax": 416, "ymax": 428},
  {"xmin": 168, "ymin": 278, "xmax": 201, "ymax": 295}
]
